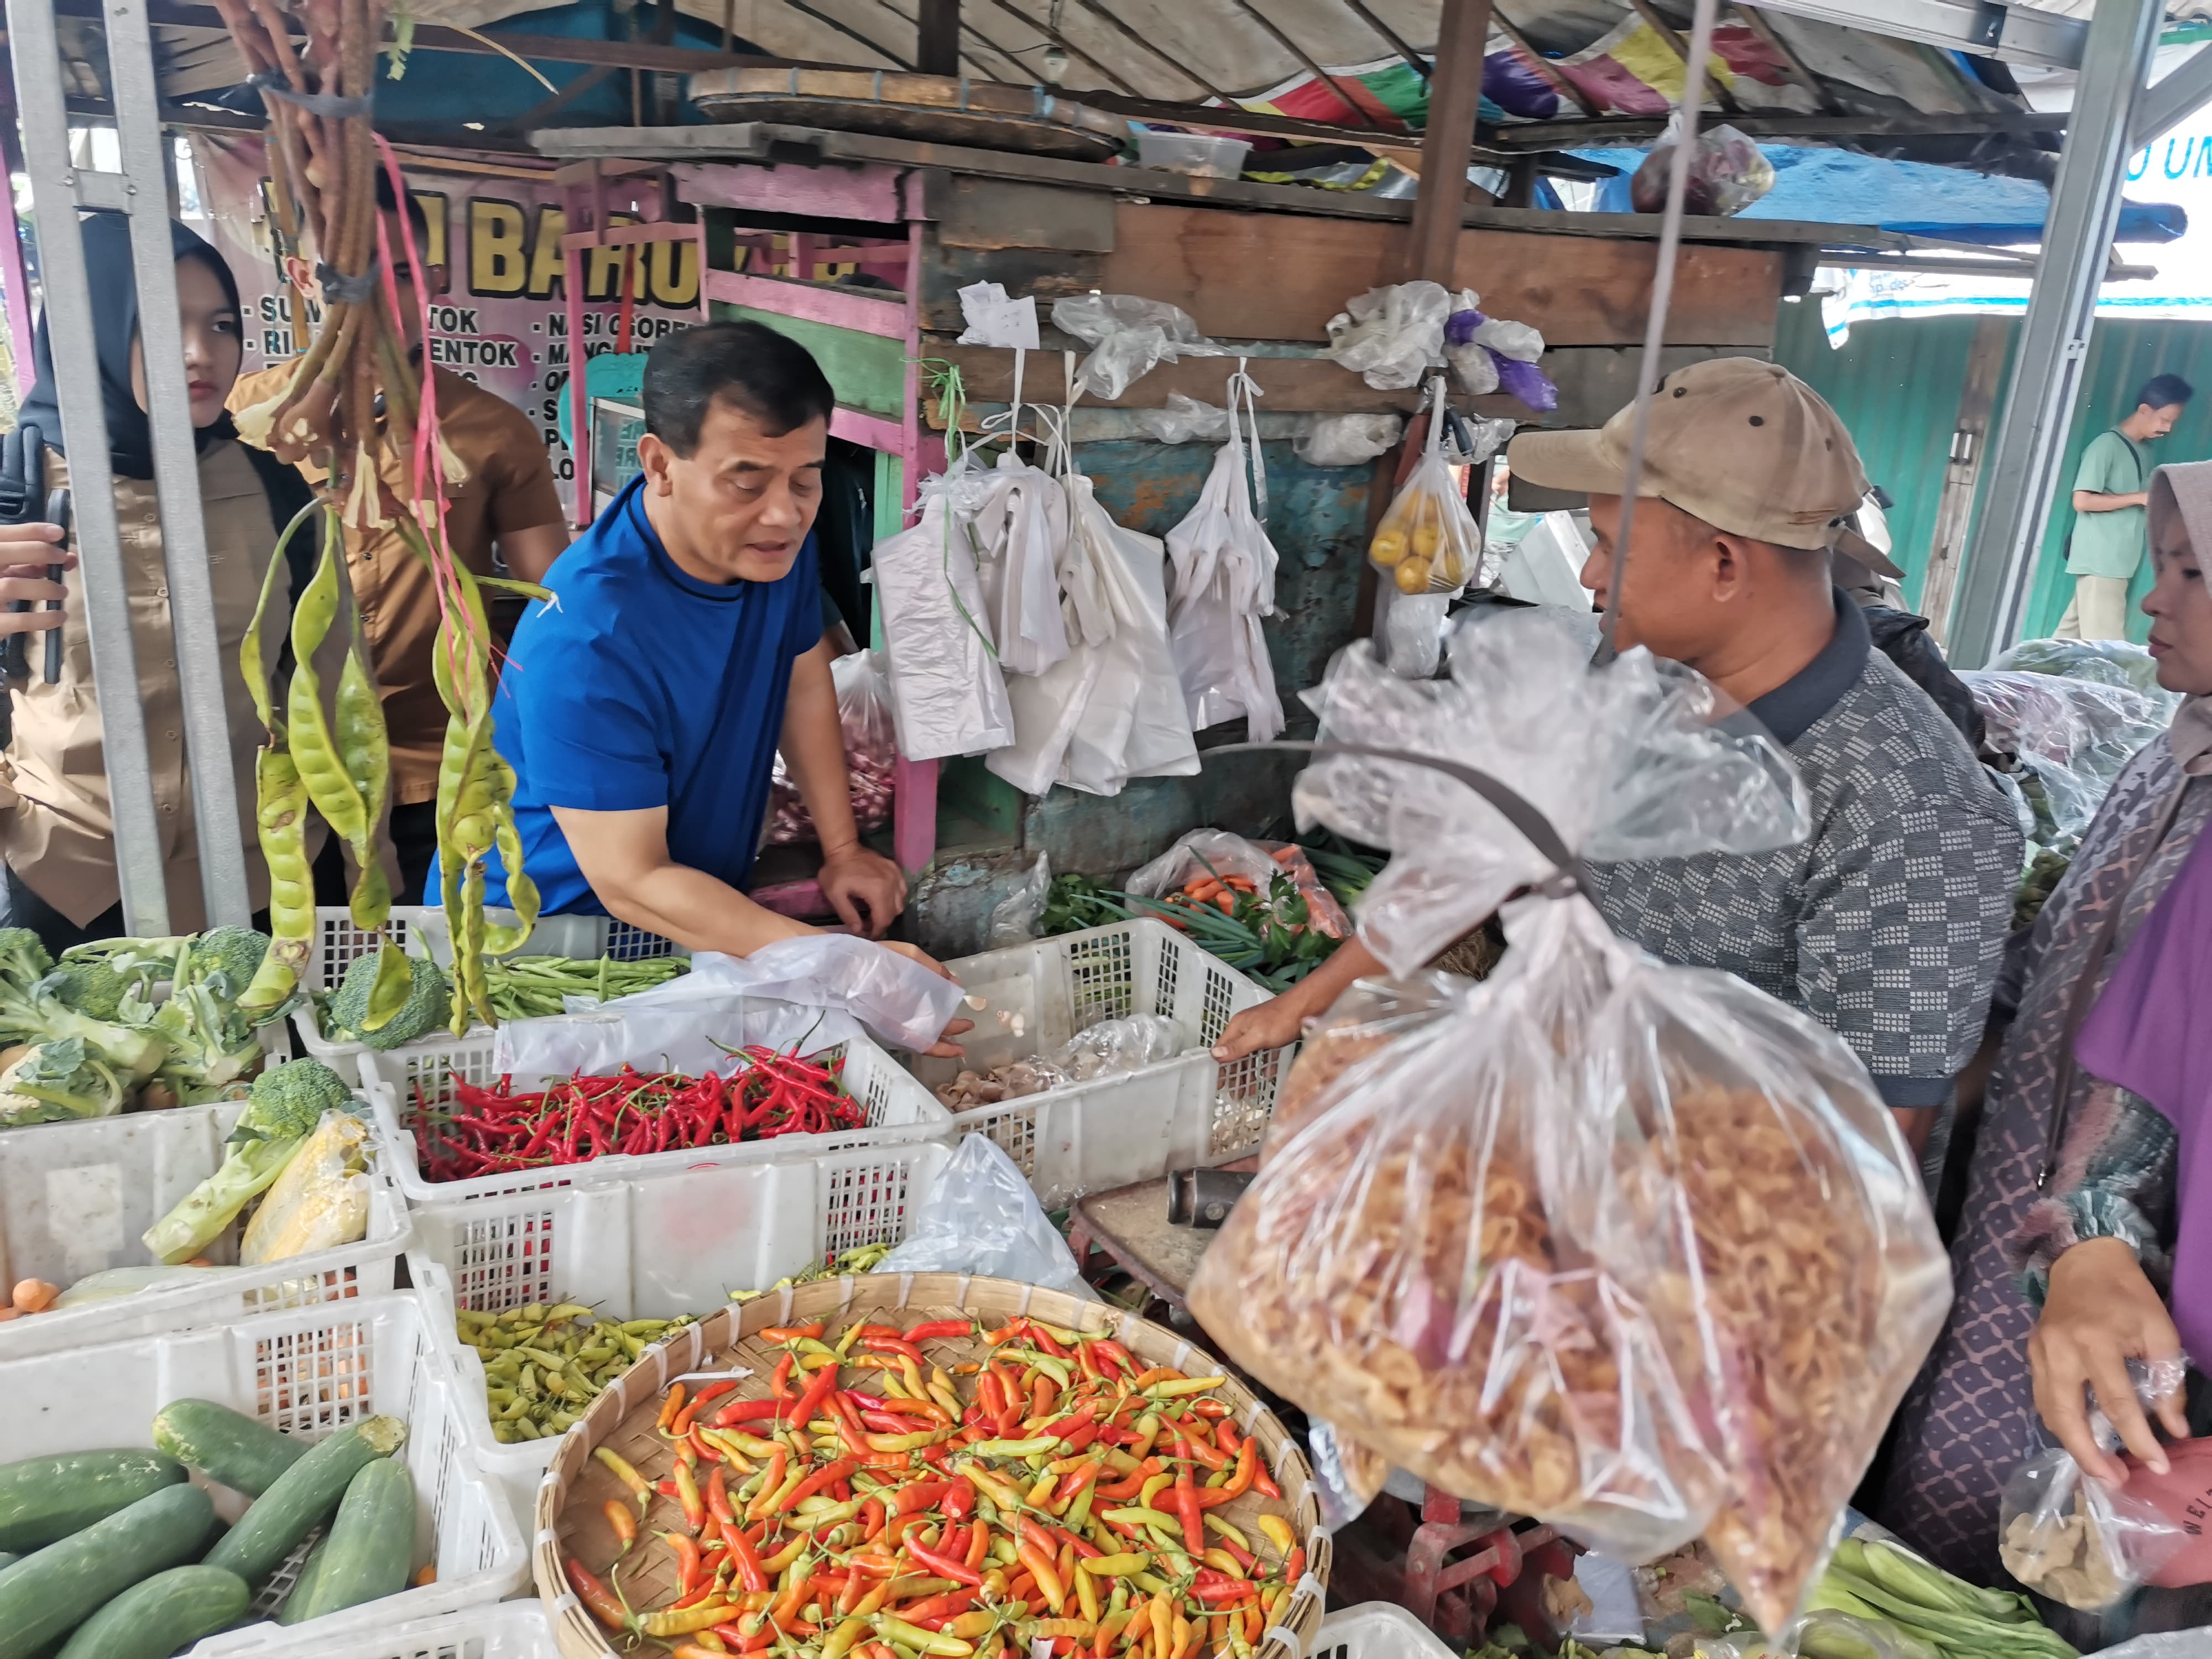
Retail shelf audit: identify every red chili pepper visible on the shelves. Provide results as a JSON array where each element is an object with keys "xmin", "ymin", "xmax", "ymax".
[
  {"xmin": 760, "ymin": 1323, "xmax": 827, "ymax": 1342},
  {"xmin": 567, "ymin": 1559, "xmax": 630, "ymax": 1633},
  {"xmin": 901, "ymin": 1320, "xmax": 974, "ymax": 1343},
  {"xmin": 891, "ymin": 1481, "xmax": 951, "ymax": 1516},
  {"xmin": 1251, "ymin": 1458, "xmax": 1282, "ymax": 1501},
  {"xmin": 783, "ymin": 1363, "xmax": 839, "ymax": 1427},
  {"xmin": 713, "ymin": 1398, "xmax": 785, "ymax": 1427},
  {"xmin": 1285, "ymin": 1546, "xmax": 1307, "ymax": 1582},
  {"xmin": 770, "ymin": 1353, "xmax": 795, "ymax": 1400},
  {"xmin": 1175, "ymin": 1466, "xmax": 1203, "ymax": 1555},
  {"xmin": 862, "ymin": 1334, "xmax": 926, "ymax": 1365},
  {"xmin": 903, "ymin": 1534, "xmax": 983, "ymax": 1587},
  {"xmin": 941, "ymin": 1476, "xmax": 976, "ymax": 1522},
  {"xmin": 706, "ymin": 1466, "xmax": 737, "ymax": 1527},
  {"xmin": 779, "ymin": 1457, "xmax": 857, "ymax": 1513},
  {"xmin": 724, "ymin": 1518, "xmax": 771, "ymax": 1594}
]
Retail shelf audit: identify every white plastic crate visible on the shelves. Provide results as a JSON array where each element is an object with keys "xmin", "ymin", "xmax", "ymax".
[
  {"xmin": 0, "ymin": 1289, "xmax": 526, "ymax": 1656},
  {"xmin": 293, "ymin": 906, "xmax": 687, "ymax": 1079},
  {"xmin": 0, "ymin": 1101, "xmax": 410, "ymax": 1359},
  {"xmin": 911, "ymin": 919, "xmax": 1292, "ymax": 1207},
  {"xmin": 358, "ymin": 1031, "xmax": 953, "ymax": 1205},
  {"xmin": 1311, "ymin": 1604, "xmax": 1459, "ymax": 1659},
  {"xmin": 405, "ymin": 1136, "xmax": 950, "ymax": 1512},
  {"xmin": 239, "ymin": 1603, "xmax": 560, "ymax": 1659}
]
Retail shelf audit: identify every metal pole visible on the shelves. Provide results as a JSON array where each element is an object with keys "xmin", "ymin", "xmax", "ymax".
[
  {"xmin": 6, "ymin": 0, "xmax": 173, "ymax": 933},
  {"xmin": 105, "ymin": 0, "xmax": 254, "ymax": 927},
  {"xmin": 1945, "ymin": 0, "xmax": 2161, "ymax": 666}
]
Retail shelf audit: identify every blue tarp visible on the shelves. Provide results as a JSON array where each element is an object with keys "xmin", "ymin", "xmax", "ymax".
[{"xmin": 1573, "ymin": 143, "xmax": 2187, "ymax": 245}]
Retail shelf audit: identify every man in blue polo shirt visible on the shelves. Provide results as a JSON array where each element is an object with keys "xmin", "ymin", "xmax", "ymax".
[{"xmin": 475, "ymin": 321, "xmax": 957, "ymax": 1026}]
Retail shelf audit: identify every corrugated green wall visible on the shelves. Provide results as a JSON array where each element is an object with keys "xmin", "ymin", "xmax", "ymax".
[{"xmin": 1776, "ymin": 302, "xmax": 2212, "ymax": 645}]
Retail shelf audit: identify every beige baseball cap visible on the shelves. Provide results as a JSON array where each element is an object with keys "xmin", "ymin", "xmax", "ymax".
[{"xmin": 1509, "ymin": 357, "xmax": 1884, "ymax": 565}]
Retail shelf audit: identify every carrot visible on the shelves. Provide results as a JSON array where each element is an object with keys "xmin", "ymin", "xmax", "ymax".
[
  {"xmin": 1185, "ymin": 878, "xmax": 1222, "ymax": 900},
  {"xmin": 1269, "ymin": 846, "xmax": 1296, "ymax": 864},
  {"xmin": 1214, "ymin": 895, "xmax": 1235, "ymax": 914}
]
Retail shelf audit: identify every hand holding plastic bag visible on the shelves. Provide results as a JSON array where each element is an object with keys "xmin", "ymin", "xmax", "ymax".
[
  {"xmin": 1999, "ymin": 1357, "xmax": 2192, "ymax": 1609},
  {"xmin": 1192, "ymin": 614, "xmax": 1949, "ymax": 1630},
  {"xmin": 875, "ymin": 1133, "xmax": 1095, "ymax": 1297}
]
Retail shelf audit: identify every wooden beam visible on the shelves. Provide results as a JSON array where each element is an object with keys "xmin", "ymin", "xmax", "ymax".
[
  {"xmin": 916, "ymin": 0, "xmax": 961, "ymax": 75},
  {"xmin": 1489, "ymin": 107, "xmax": 2070, "ymax": 147},
  {"xmin": 1405, "ymin": 0, "xmax": 1491, "ymax": 281},
  {"xmin": 1921, "ymin": 314, "xmax": 2011, "ymax": 643}
]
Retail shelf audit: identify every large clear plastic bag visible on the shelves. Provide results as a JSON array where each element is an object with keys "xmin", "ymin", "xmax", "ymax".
[
  {"xmin": 1368, "ymin": 387, "xmax": 1482, "ymax": 597},
  {"xmin": 1165, "ymin": 371, "xmax": 1284, "ymax": 741},
  {"xmin": 768, "ymin": 651, "xmax": 896, "ymax": 845},
  {"xmin": 1191, "ymin": 613, "xmax": 1951, "ymax": 1631},
  {"xmin": 876, "ymin": 1133, "xmax": 1094, "ymax": 1297},
  {"xmin": 1964, "ymin": 670, "xmax": 2172, "ymax": 849},
  {"xmin": 1630, "ymin": 117, "xmax": 1777, "ymax": 217},
  {"xmin": 1991, "ymin": 635, "xmax": 2179, "ymax": 709},
  {"xmin": 874, "ymin": 465, "xmax": 1016, "ymax": 761},
  {"xmin": 1295, "ymin": 413, "xmax": 1403, "ymax": 468},
  {"xmin": 1262, "ymin": 969, "xmax": 1465, "ymax": 1159},
  {"xmin": 1051, "ymin": 1014, "xmax": 1184, "ymax": 1078},
  {"xmin": 1325, "ymin": 280, "xmax": 1451, "ymax": 390},
  {"xmin": 1051, "ymin": 294, "xmax": 1223, "ymax": 401},
  {"xmin": 1125, "ymin": 829, "xmax": 1351, "ymax": 938},
  {"xmin": 1997, "ymin": 1357, "xmax": 2191, "ymax": 1610}
]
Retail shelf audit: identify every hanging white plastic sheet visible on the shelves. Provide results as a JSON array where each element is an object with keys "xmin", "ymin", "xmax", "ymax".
[
  {"xmin": 971, "ymin": 351, "xmax": 1072, "ymax": 679},
  {"xmin": 1165, "ymin": 363, "xmax": 1285, "ymax": 742},
  {"xmin": 874, "ymin": 451, "xmax": 1015, "ymax": 761}
]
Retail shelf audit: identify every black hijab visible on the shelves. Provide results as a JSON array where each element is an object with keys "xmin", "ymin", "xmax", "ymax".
[{"xmin": 15, "ymin": 212, "xmax": 245, "ymax": 480}]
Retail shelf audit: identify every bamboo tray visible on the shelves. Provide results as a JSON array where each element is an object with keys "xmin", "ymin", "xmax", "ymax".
[
  {"xmin": 687, "ymin": 70, "xmax": 1128, "ymax": 161},
  {"xmin": 534, "ymin": 1274, "xmax": 1328, "ymax": 1659}
]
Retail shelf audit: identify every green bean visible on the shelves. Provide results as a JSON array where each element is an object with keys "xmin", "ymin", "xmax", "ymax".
[
  {"xmin": 286, "ymin": 529, "xmax": 369, "ymax": 847},
  {"xmin": 239, "ymin": 748, "xmax": 312, "ymax": 1013}
]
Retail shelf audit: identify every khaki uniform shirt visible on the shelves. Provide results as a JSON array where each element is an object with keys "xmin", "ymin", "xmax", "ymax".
[
  {"xmin": 0, "ymin": 440, "xmax": 340, "ymax": 930},
  {"xmin": 228, "ymin": 364, "xmax": 565, "ymax": 805}
]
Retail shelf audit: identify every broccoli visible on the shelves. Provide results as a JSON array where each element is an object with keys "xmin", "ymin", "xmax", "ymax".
[
  {"xmin": 0, "ymin": 929, "xmax": 53, "ymax": 999},
  {"xmin": 150, "ymin": 940, "xmax": 265, "ymax": 1105},
  {"xmin": 328, "ymin": 952, "xmax": 451, "ymax": 1050},
  {"xmin": 39, "ymin": 959, "xmax": 134, "ymax": 1022},
  {"xmin": 0, "ymin": 1039, "xmax": 128, "ymax": 1126},
  {"xmin": 0, "ymin": 964, "xmax": 168, "ymax": 1084},
  {"xmin": 190, "ymin": 927, "xmax": 272, "ymax": 999},
  {"xmin": 142, "ymin": 1057, "xmax": 352, "ymax": 1264}
]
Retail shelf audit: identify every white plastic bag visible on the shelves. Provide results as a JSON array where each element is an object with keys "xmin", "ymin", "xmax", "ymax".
[
  {"xmin": 1051, "ymin": 294, "xmax": 1223, "ymax": 401},
  {"xmin": 1383, "ymin": 592, "xmax": 1451, "ymax": 679},
  {"xmin": 1165, "ymin": 368, "xmax": 1284, "ymax": 742},
  {"xmin": 1367, "ymin": 381, "xmax": 1483, "ymax": 597},
  {"xmin": 768, "ymin": 651, "xmax": 896, "ymax": 844},
  {"xmin": 1997, "ymin": 1357, "xmax": 2192, "ymax": 1610},
  {"xmin": 1295, "ymin": 413, "xmax": 1404, "ymax": 468},
  {"xmin": 874, "ymin": 467, "xmax": 1016, "ymax": 760},
  {"xmin": 1137, "ymin": 393, "xmax": 1231, "ymax": 444},
  {"xmin": 989, "ymin": 400, "xmax": 1199, "ymax": 797},
  {"xmin": 972, "ymin": 445, "xmax": 1072, "ymax": 677},
  {"xmin": 875, "ymin": 1133, "xmax": 1095, "ymax": 1297},
  {"xmin": 1051, "ymin": 1014, "xmax": 1185, "ymax": 1078},
  {"xmin": 1324, "ymin": 280, "xmax": 1449, "ymax": 390},
  {"xmin": 1126, "ymin": 828, "xmax": 1282, "ymax": 898}
]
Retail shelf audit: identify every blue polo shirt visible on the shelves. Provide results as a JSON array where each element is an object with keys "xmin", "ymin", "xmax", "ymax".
[{"xmin": 468, "ymin": 475, "xmax": 823, "ymax": 916}]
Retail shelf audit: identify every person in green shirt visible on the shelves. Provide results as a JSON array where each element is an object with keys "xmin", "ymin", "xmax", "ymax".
[{"xmin": 2062, "ymin": 373, "xmax": 2193, "ymax": 639}]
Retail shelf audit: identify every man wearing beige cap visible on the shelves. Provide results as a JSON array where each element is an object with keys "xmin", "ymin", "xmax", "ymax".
[{"xmin": 1217, "ymin": 358, "xmax": 2022, "ymax": 1151}]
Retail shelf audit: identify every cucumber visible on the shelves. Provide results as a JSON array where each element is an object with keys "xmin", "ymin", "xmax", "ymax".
[
  {"xmin": 0, "ymin": 1485, "xmax": 215, "ymax": 1659},
  {"xmin": 0, "ymin": 1451, "xmax": 186, "ymax": 1552},
  {"xmin": 203, "ymin": 1416, "xmax": 404, "ymax": 1589},
  {"xmin": 55, "ymin": 1565, "xmax": 250, "ymax": 1659},
  {"xmin": 149, "ymin": 1401, "xmax": 306, "ymax": 1498},
  {"xmin": 277, "ymin": 1459, "xmax": 414, "ymax": 1625}
]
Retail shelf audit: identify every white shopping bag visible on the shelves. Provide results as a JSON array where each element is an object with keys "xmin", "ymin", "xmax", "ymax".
[
  {"xmin": 875, "ymin": 465, "xmax": 1015, "ymax": 761},
  {"xmin": 1164, "ymin": 365, "xmax": 1284, "ymax": 742}
]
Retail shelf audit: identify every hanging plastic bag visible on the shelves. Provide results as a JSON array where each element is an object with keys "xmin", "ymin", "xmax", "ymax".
[
  {"xmin": 1630, "ymin": 116, "xmax": 1776, "ymax": 218},
  {"xmin": 1997, "ymin": 1357, "xmax": 2192, "ymax": 1610},
  {"xmin": 1368, "ymin": 380, "xmax": 1484, "ymax": 597},
  {"xmin": 990, "ymin": 383, "xmax": 1199, "ymax": 797},
  {"xmin": 1308, "ymin": 1418, "xmax": 1389, "ymax": 1531},
  {"xmin": 1192, "ymin": 611, "xmax": 1951, "ymax": 1631},
  {"xmin": 1138, "ymin": 393, "xmax": 1232, "ymax": 444},
  {"xmin": 1295, "ymin": 413, "xmax": 1404, "ymax": 468},
  {"xmin": 1383, "ymin": 592, "xmax": 1452, "ymax": 679},
  {"xmin": 875, "ymin": 1133, "xmax": 1095, "ymax": 1298},
  {"xmin": 875, "ymin": 458, "xmax": 1015, "ymax": 761},
  {"xmin": 1324, "ymin": 280, "xmax": 1450, "ymax": 390},
  {"xmin": 972, "ymin": 434, "xmax": 1072, "ymax": 678},
  {"xmin": 1165, "ymin": 366, "xmax": 1284, "ymax": 741},
  {"xmin": 1051, "ymin": 294, "xmax": 1223, "ymax": 401},
  {"xmin": 768, "ymin": 651, "xmax": 897, "ymax": 845}
]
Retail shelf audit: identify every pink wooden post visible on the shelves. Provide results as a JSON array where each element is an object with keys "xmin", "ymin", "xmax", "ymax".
[{"xmin": 893, "ymin": 220, "xmax": 938, "ymax": 877}]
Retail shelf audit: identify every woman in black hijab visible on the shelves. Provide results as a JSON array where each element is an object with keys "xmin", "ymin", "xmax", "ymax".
[{"xmin": 1, "ymin": 211, "xmax": 324, "ymax": 951}]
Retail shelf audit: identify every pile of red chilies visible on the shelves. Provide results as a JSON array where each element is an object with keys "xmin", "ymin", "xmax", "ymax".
[{"xmin": 415, "ymin": 1048, "xmax": 867, "ymax": 1182}]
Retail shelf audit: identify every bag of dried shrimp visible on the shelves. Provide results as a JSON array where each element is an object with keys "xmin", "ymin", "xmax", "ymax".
[{"xmin": 1188, "ymin": 611, "xmax": 1952, "ymax": 1630}]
